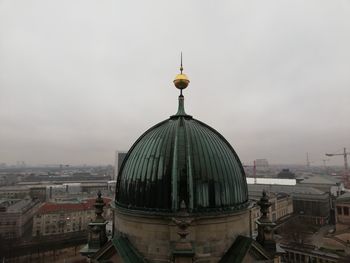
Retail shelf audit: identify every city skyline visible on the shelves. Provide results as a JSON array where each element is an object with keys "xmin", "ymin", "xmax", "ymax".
[{"xmin": 1, "ymin": 1, "xmax": 349, "ymax": 166}]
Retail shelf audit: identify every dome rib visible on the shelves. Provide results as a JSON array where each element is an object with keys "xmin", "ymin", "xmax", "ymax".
[
  {"xmin": 187, "ymin": 121, "xmax": 208, "ymax": 208},
  {"xmin": 194, "ymin": 119, "xmax": 248, "ymax": 205},
  {"xmin": 200, "ymin": 123, "xmax": 227, "ymax": 206},
  {"xmin": 170, "ymin": 118, "xmax": 179, "ymax": 211},
  {"xmin": 191, "ymin": 121, "xmax": 217, "ymax": 208},
  {"xmin": 183, "ymin": 120, "xmax": 194, "ymax": 210},
  {"xmin": 115, "ymin": 111, "xmax": 249, "ymax": 214}
]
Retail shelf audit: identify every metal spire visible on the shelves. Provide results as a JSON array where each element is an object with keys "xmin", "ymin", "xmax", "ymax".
[
  {"xmin": 180, "ymin": 52, "xmax": 183, "ymax": 74},
  {"xmin": 173, "ymin": 53, "xmax": 190, "ymax": 115}
]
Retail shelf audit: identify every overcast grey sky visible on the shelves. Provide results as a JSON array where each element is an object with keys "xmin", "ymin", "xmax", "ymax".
[{"xmin": 0, "ymin": 0, "xmax": 349, "ymax": 166}]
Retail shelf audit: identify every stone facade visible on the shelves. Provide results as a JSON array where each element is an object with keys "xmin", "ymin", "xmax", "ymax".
[
  {"xmin": 0, "ymin": 198, "xmax": 40, "ymax": 239},
  {"xmin": 250, "ymin": 192, "xmax": 293, "ymax": 234},
  {"xmin": 249, "ymin": 184, "xmax": 330, "ymax": 226},
  {"xmin": 0, "ymin": 186, "xmax": 30, "ymax": 199},
  {"xmin": 114, "ymin": 207, "xmax": 250, "ymax": 263},
  {"xmin": 32, "ymin": 198, "xmax": 111, "ymax": 237},
  {"xmin": 280, "ymin": 243, "xmax": 339, "ymax": 263},
  {"xmin": 336, "ymin": 201, "xmax": 350, "ymax": 227},
  {"xmin": 329, "ymin": 193, "xmax": 350, "ymax": 246}
]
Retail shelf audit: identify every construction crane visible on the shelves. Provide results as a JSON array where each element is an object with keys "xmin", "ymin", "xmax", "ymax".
[
  {"xmin": 326, "ymin": 148, "xmax": 349, "ymax": 185},
  {"xmin": 253, "ymin": 160, "xmax": 257, "ymax": 184},
  {"xmin": 326, "ymin": 148, "xmax": 349, "ymax": 172},
  {"xmin": 242, "ymin": 161, "xmax": 257, "ymax": 184},
  {"xmin": 306, "ymin": 152, "xmax": 314, "ymax": 168},
  {"xmin": 306, "ymin": 152, "xmax": 311, "ymax": 168}
]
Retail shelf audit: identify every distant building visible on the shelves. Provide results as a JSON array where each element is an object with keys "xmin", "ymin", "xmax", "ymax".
[
  {"xmin": 0, "ymin": 183, "xmax": 114, "ymax": 204},
  {"xmin": 0, "ymin": 198, "xmax": 41, "ymax": 239},
  {"xmin": 247, "ymin": 177, "xmax": 296, "ymax": 185},
  {"xmin": 249, "ymin": 184, "xmax": 330, "ymax": 225},
  {"xmin": 280, "ymin": 243, "xmax": 339, "ymax": 263},
  {"xmin": 0, "ymin": 174, "xmax": 18, "ymax": 186},
  {"xmin": 29, "ymin": 186, "xmax": 47, "ymax": 201},
  {"xmin": 114, "ymin": 151, "xmax": 127, "ymax": 180},
  {"xmin": 335, "ymin": 192, "xmax": 350, "ymax": 230},
  {"xmin": 22, "ymin": 172, "xmax": 111, "ymax": 183},
  {"xmin": 0, "ymin": 186, "xmax": 30, "ymax": 199},
  {"xmin": 250, "ymin": 191, "xmax": 293, "ymax": 235},
  {"xmin": 46, "ymin": 183, "xmax": 107, "ymax": 200},
  {"xmin": 80, "ymin": 183, "xmax": 109, "ymax": 195},
  {"xmin": 107, "ymin": 180, "xmax": 116, "ymax": 193},
  {"xmin": 32, "ymin": 198, "xmax": 111, "ymax": 237},
  {"xmin": 321, "ymin": 192, "xmax": 350, "ymax": 251},
  {"xmin": 277, "ymin": 169, "xmax": 295, "ymax": 179},
  {"xmin": 255, "ymin": 159, "xmax": 269, "ymax": 170},
  {"xmin": 298, "ymin": 174, "xmax": 342, "ymax": 195},
  {"xmin": 47, "ymin": 185, "xmax": 70, "ymax": 200}
]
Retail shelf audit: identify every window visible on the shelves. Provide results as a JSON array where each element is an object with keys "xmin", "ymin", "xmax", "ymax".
[
  {"xmin": 337, "ymin": 206, "xmax": 342, "ymax": 215},
  {"xmin": 344, "ymin": 207, "xmax": 349, "ymax": 216},
  {"xmin": 271, "ymin": 203, "xmax": 276, "ymax": 211},
  {"xmin": 272, "ymin": 213, "xmax": 276, "ymax": 222}
]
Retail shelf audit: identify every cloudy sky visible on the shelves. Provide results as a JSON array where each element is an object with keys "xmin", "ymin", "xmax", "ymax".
[{"xmin": 0, "ymin": 0, "xmax": 349, "ymax": 166}]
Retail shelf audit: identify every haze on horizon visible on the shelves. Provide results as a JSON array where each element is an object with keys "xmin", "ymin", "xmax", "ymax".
[{"xmin": 0, "ymin": 1, "xmax": 349, "ymax": 166}]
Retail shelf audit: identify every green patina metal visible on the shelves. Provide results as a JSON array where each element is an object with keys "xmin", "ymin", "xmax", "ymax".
[
  {"xmin": 219, "ymin": 235, "xmax": 254, "ymax": 263},
  {"xmin": 219, "ymin": 235, "xmax": 271, "ymax": 263},
  {"xmin": 173, "ymin": 94, "xmax": 188, "ymax": 117},
  {"xmin": 111, "ymin": 236, "xmax": 147, "ymax": 263},
  {"xmin": 171, "ymin": 120, "xmax": 179, "ymax": 211},
  {"xmin": 115, "ymin": 95, "xmax": 248, "ymax": 213}
]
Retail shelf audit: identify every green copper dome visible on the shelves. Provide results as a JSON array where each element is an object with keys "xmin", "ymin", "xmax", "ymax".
[{"xmin": 115, "ymin": 95, "xmax": 248, "ymax": 213}]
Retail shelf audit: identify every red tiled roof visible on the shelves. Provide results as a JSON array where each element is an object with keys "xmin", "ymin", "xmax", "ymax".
[{"xmin": 38, "ymin": 198, "xmax": 112, "ymax": 214}]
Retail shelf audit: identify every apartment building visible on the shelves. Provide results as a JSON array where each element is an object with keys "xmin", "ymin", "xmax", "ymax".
[{"xmin": 32, "ymin": 197, "xmax": 111, "ymax": 237}]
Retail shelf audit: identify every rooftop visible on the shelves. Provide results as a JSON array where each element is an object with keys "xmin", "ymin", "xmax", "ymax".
[
  {"xmin": 38, "ymin": 197, "xmax": 111, "ymax": 214},
  {"xmin": 0, "ymin": 185, "xmax": 30, "ymax": 191},
  {"xmin": 248, "ymin": 184, "xmax": 326, "ymax": 196},
  {"xmin": 298, "ymin": 174, "xmax": 340, "ymax": 185},
  {"xmin": 336, "ymin": 192, "xmax": 350, "ymax": 202},
  {"xmin": 6, "ymin": 198, "xmax": 39, "ymax": 213},
  {"xmin": 247, "ymin": 177, "xmax": 296, "ymax": 185}
]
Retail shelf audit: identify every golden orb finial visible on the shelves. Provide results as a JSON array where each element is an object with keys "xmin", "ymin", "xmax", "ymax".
[{"xmin": 173, "ymin": 52, "xmax": 190, "ymax": 91}]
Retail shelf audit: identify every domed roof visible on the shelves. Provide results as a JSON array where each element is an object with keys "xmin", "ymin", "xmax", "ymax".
[{"xmin": 115, "ymin": 95, "xmax": 249, "ymax": 214}]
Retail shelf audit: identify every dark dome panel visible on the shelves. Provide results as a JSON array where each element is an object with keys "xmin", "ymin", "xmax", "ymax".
[
  {"xmin": 116, "ymin": 120, "xmax": 176, "ymax": 211},
  {"xmin": 115, "ymin": 96, "xmax": 248, "ymax": 214},
  {"xmin": 185, "ymin": 120, "xmax": 248, "ymax": 210}
]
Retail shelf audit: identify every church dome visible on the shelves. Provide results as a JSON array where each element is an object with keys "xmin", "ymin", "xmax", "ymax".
[{"xmin": 115, "ymin": 67, "xmax": 248, "ymax": 214}]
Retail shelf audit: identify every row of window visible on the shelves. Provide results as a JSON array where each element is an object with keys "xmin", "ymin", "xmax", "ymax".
[
  {"xmin": 40, "ymin": 225, "xmax": 82, "ymax": 235},
  {"xmin": 0, "ymin": 221, "xmax": 16, "ymax": 225},
  {"xmin": 284, "ymin": 251, "xmax": 336, "ymax": 263},
  {"xmin": 337, "ymin": 206, "xmax": 349, "ymax": 216},
  {"xmin": 277, "ymin": 208, "xmax": 289, "ymax": 218},
  {"xmin": 0, "ymin": 231, "xmax": 16, "ymax": 239}
]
